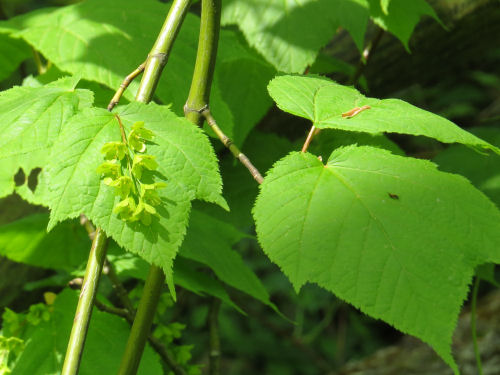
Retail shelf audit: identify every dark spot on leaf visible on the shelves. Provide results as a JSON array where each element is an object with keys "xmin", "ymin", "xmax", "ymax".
[
  {"xmin": 14, "ymin": 168, "xmax": 25, "ymax": 186},
  {"xmin": 388, "ymin": 193, "xmax": 399, "ymax": 200},
  {"xmin": 28, "ymin": 168, "xmax": 41, "ymax": 192}
]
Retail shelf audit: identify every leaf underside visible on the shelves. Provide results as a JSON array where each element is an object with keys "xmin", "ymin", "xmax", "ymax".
[{"xmin": 222, "ymin": 0, "xmax": 369, "ymax": 73}]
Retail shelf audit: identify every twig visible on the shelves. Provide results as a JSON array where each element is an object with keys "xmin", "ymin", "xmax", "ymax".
[
  {"xmin": 103, "ymin": 260, "xmax": 136, "ymax": 315},
  {"xmin": 94, "ymin": 299, "xmax": 131, "ymax": 320},
  {"xmin": 208, "ymin": 298, "xmax": 221, "ymax": 375},
  {"xmin": 350, "ymin": 28, "xmax": 384, "ymax": 86},
  {"xmin": 107, "ymin": 62, "xmax": 146, "ymax": 111},
  {"xmin": 61, "ymin": 229, "xmax": 108, "ymax": 375},
  {"xmin": 79, "ymin": 214, "xmax": 96, "ymax": 241},
  {"xmin": 194, "ymin": 106, "xmax": 263, "ymax": 184},
  {"xmin": 301, "ymin": 125, "xmax": 317, "ymax": 153},
  {"xmin": 149, "ymin": 336, "xmax": 188, "ymax": 375}
]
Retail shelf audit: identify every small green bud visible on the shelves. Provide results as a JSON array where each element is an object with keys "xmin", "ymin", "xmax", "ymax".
[
  {"xmin": 100, "ymin": 141, "xmax": 127, "ymax": 160},
  {"xmin": 131, "ymin": 199, "xmax": 157, "ymax": 226},
  {"xmin": 128, "ymin": 121, "xmax": 154, "ymax": 152},
  {"xmin": 97, "ymin": 161, "xmax": 121, "ymax": 180},
  {"xmin": 140, "ymin": 182, "xmax": 166, "ymax": 206},
  {"xmin": 107, "ymin": 176, "xmax": 133, "ymax": 198},
  {"xmin": 132, "ymin": 154, "xmax": 158, "ymax": 179},
  {"xmin": 114, "ymin": 196, "xmax": 137, "ymax": 220}
]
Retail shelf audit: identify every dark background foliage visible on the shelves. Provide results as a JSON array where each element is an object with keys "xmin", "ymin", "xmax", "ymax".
[{"xmin": 0, "ymin": 0, "xmax": 499, "ymax": 374}]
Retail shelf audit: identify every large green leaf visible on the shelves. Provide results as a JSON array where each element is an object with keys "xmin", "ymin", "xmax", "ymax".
[
  {"xmin": 268, "ymin": 75, "xmax": 499, "ymax": 153},
  {"xmin": 180, "ymin": 209, "xmax": 277, "ymax": 311},
  {"xmin": 434, "ymin": 127, "xmax": 500, "ymax": 207},
  {"xmin": 253, "ymin": 146, "xmax": 500, "ymax": 373},
  {"xmin": 11, "ymin": 289, "xmax": 161, "ymax": 375},
  {"xmin": 222, "ymin": 0, "xmax": 369, "ymax": 73},
  {"xmin": 0, "ymin": 0, "xmax": 273, "ymax": 146},
  {"xmin": 0, "ymin": 214, "xmax": 89, "ymax": 271},
  {"xmin": 44, "ymin": 102, "xmax": 226, "ymax": 291},
  {"xmin": 0, "ymin": 76, "xmax": 93, "ymax": 198},
  {"xmin": 368, "ymin": 0, "xmax": 442, "ymax": 49}
]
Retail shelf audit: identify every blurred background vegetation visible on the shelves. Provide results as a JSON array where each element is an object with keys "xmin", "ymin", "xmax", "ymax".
[{"xmin": 0, "ymin": 0, "xmax": 499, "ymax": 374}]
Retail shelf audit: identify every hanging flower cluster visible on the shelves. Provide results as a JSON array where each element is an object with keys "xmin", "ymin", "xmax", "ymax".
[{"xmin": 97, "ymin": 121, "xmax": 166, "ymax": 225}]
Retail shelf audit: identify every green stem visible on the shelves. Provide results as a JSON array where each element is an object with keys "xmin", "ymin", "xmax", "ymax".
[
  {"xmin": 135, "ymin": 0, "xmax": 191, "ymax": 103},
  {"xmin": 183, "ymin": 0, "xmax": 263, "ymax": 182},
  {"xmin": 61, "ymin": 229, "xmax": 108, "ymax": 375},
  {"xmin": 471, "ymin": 276, "xmax": 483, "ymax": 375},
  {"xmin": 32, "ymin": 48, "xmax": 47, "ymax": 75},
  {"xmin": 117, "ymin": 266, "xmax": 165, "ymax": 375},
  {"xmin": 184, "ymin": 0, "xmax": 221, "ymax": 125},
  {"xmin": 116, "ymin": 1, "xmax": 191, "ymax": 374}
]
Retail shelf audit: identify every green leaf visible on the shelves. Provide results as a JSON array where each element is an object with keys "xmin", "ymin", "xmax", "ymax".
[
  {"xmin": 268, "ymin": 75, "xmax": 499, "ymax": 153},
  {"xmin": 0, "ymin": 79, "xmax": 93, "ymax": 199},
  {"xmin": 433, "ymin": 127, "xmax": 500, "ymax": 207},
  {"xmin": 0, "ymin": 34, "xmax": 31, "ymax": 82},
  {"xmin": 222, "ymin": 0, "xmax": 369, "ymax": 73},
  {"xmin": 253, "ymin": 146, "xmax": 500, "ymax": 373},
  {"xmin": 11, "ymin": 289, "xmax": 161, "ymax": 375},
  {"xmin": 2, "ymin": 0, "xmax": 273, "ymax": 147},
  {"xmin": 174, "ymin": 258, "xmax": 245, "ymax": 314},
  {"xmin": 0, "ymin": 214, "xmax": 89, "ymax": 271},
  {"xmin": 44, "ymin": 102, "xmax": 226, "ymax": 291},
  {"xmin": 179, "ymin": 210, "xmax": 278, "ymax": 312},
  {"xmin": 107, "ymin": 250, "xmax": 243, "ymax": 313},
  {"xmin": 476, "ymin": 263, "xmax": 499, "ymax": 287},
  {"xmin": 367, "ymin": 0, "xmax": 443, "ymax": 49}
]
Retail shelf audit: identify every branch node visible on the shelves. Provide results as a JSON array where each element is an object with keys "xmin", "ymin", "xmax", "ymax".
[
  {"xmin": 184, "ymin": 103, "xmax": 209, "ymax": 114},
  {"xmin": 148, "ymin": 52, "xmax": 168, "ymax": 66}
]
